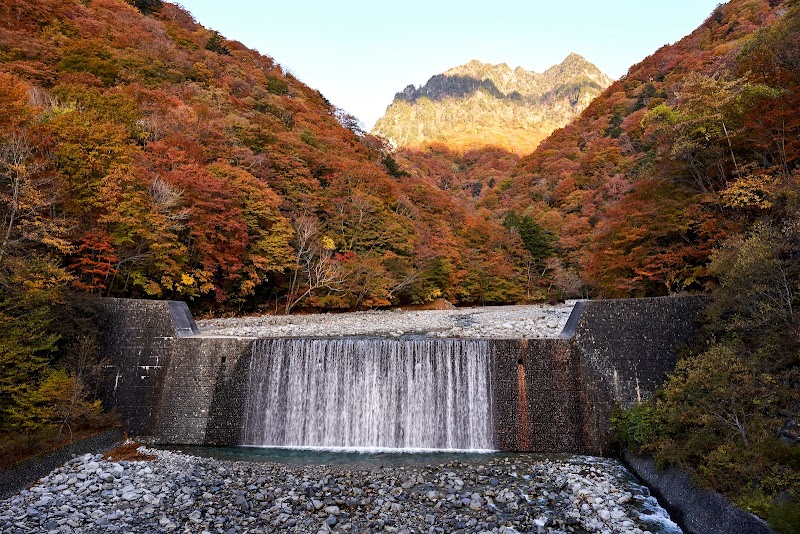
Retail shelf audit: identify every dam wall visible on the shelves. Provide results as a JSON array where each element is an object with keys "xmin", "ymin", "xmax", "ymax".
[{"xmin": 98, "ymin": 296, "xmax": 705, "ymax": 454}]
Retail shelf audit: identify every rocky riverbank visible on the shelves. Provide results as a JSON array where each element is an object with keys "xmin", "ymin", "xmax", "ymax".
[
  {"xmin": 0, "ymin": 445, "xmax": 680, "ymax": 534},
  {"xmin": 197, "ymin": 303, "xmax": 576, "ymax": 339}
]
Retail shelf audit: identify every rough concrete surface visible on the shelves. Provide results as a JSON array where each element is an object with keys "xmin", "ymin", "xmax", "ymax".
[{"xmin": 197, "ymin": 304, "xmax": 576, "ymax": 339}]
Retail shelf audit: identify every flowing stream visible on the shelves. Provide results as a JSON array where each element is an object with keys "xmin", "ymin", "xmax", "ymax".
[{"xmin": 241, "ymin": 338, "xmax": 494, "ymax": 450}]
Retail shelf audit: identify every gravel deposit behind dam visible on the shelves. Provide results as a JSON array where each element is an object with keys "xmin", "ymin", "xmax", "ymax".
[
  {"xmin": 197, "ymin": 304, "xmax": 577, "ymax": 339},
  {"xmin": 0, "ymin": 446, "xmax": 680, "ymax": 534}
]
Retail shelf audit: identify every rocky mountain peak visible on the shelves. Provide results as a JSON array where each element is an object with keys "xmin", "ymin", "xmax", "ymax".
[
  {"xmin": 543, "ymin": 53, "xmax": 611, "ymax": 87},
  {"xmin": 372, "ymin": 54, "xmax": 613, "ymax": 154}
]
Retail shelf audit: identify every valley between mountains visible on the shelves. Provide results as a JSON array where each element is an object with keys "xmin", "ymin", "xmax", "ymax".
[{"xmin": 1, "ymin": 0, "xmax": 799, "ymax": 530}]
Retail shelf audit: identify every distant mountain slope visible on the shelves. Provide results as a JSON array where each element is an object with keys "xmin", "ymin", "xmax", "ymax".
[
  {"xmin": 503, "ymin": 0, "xmax": 800, "ymax": 297},
  {"xmin": 372, "ymin": 54, "xmax": 612, "ymax": 154}
]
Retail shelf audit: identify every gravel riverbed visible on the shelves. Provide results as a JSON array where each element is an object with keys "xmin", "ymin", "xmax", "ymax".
[
  {"xmin": 197, "ymin": 304, "xmax": 577, "ymax": 339},
  {"xmin": 0, "ymin": 446, "xmax": 680, "ymax": 534}
]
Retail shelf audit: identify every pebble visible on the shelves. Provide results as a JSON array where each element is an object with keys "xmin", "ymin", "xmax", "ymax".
[{"xmin": 0, "ymin": 445, "xmax": 680, "ymax": 534}]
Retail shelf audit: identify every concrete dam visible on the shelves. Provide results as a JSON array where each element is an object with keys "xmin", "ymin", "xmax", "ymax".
[{"xmin": 98, "ymin": 297, "xmax": 705, "ymax": 454}]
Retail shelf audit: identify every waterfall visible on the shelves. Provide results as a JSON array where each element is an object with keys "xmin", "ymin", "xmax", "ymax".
[{"xmin": 241, "ymin": 338, "xmax": 494, "ymax": 451}]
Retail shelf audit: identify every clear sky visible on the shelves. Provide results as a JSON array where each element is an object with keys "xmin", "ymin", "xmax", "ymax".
[{"xmin": 177, "ymin": 0, "xmax": 724, "ymax": 130}]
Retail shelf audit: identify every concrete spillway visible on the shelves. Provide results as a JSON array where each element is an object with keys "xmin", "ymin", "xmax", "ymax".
[
  {"xmin": 241, "ymin": 338, "xmax": 494, "ymax": 450},
  {"xmin": 98, "ymin": 296, "xmax": 707, "ymax": 454}
]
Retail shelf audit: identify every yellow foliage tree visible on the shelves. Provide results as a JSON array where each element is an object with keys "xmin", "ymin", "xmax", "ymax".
[{"xmin": 10, "ymin": 369, "xmax": 101, "ymax": 438}]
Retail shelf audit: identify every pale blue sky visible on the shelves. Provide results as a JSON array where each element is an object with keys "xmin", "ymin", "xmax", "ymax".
[{"xmin": 178, "ymin": 0, "xmax": 723, "ymax": 129}]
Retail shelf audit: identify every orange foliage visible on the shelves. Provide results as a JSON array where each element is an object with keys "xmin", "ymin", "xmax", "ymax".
[
  {"xmin": 3, "ymin": 0, "xmax": 798, "ymax": 309},
  {"xmin": 0, "ymin": 0, "xmax": 535, "ymax": 311},
  {"xmin": 500, "ymin": 0, "xmax": 799, "ymax": 297}
]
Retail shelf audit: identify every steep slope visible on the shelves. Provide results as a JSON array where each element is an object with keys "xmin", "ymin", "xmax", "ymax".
[
  {"xmin": 503, "ymin": 0, "xmax": 800, "ymax": 298},
  {"xmin": 372, "ymin": 54, "xmax": 612, "ymax": 154},
  {"xmin": 0, "ymin": 0, "xmax": 536, "ymax": 317},
  {"xmin": 528, "ymin": 2, "xmax": 800, "ymax": 526},
  {"xmin": 397, "ymin": 144, "xmax": 520, "ymax": 210}
]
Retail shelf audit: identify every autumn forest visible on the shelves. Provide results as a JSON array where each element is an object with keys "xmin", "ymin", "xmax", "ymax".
[{"xmin": 1, "ymin": 0, "xmax": 800, "ymax": 529}]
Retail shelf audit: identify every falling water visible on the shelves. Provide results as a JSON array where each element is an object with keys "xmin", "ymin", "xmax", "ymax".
[{"xmin": 241, "ymin": 338, "xmax": 494, "ymax": 451}]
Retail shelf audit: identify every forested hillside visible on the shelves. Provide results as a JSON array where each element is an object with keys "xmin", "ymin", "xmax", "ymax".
[
  {"xmin": 0, "ymin": 0, "xmax": 535, "ymax": 440},
  {"xmin": 503, "ymin": 0, "xmax": 800, "ymax": 299},
  {"xmin": 503, "ymin": 0, "xmax": 800, "ymax": 528}
]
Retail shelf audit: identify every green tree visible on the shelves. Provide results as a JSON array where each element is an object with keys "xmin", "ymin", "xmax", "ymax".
[
  {"xmin": 127, "ymin": 0, "xmax": 163, "ymax": 14},
  {"xmin": 57, "ymin": 43, "xmax": 120, "ymax": 87},
  {"xmin": 9, "ymin": 369, "xmax": 102, "ymax": 437},
  {"xmin": 642, "ymin": 74, "xmax": 777, "ymax": 193},
  {"xmin": 504, "ymin": 212, "xmax": 555, "ymax": 262},
  {"xmin": 205, "ymin": 31, "xmax": 230, "ymax": 56},
  {"xmin": 661, "ymin": 343, "xmax": 777, "ymax": 450},
  {"xmin": 266, "ymin": 76, "xmax": 289, "ymax": 96},
  {"xmin": 707, "ymin": 223, "xmax": 795, "ymax": 334},
  {"xmin": 0, "ymin": 257, "xmax": 68, "ymax": 431},
  {"xmin": 382, "ymin": 154, "xmax": 409, "ymax": 178}
]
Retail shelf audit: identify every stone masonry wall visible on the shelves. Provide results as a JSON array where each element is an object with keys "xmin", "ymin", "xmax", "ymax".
[
  {"xmin": 574, "ymin": 296, "xmax": 707, "ymax": 453},
  {"xmin": 491, "ymin": 340, "xmax": 592, "ymax": 453},
  {"xmin": 0, "ymin": 429, "xmax": 125, "ymax": 500},
  {"xmin": 623, "ymin": 451, "xmax": 775, "ymax": 534},
  {"xmin": 98, "ymin": 299, "xmax": 185, "ymax": 437},
  {"xmin": 98, "ymin": 298, "xmax": 253, "ymax": 445},
  {"xmin": 489, "ymin": 296, "xmax": 704, "ymax": 454},
  {"xmin": 152, "ymin": 337, "xmax": 253, "ymax": 445},
  {"xmin": 98, "ymin": 296, "xmax": 706, "ymax": 452}
]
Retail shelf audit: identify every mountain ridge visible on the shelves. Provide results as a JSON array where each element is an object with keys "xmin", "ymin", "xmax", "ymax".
[{"xmin": 372, "ymin": 54, "xmax": 612, "ymax": 154}]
